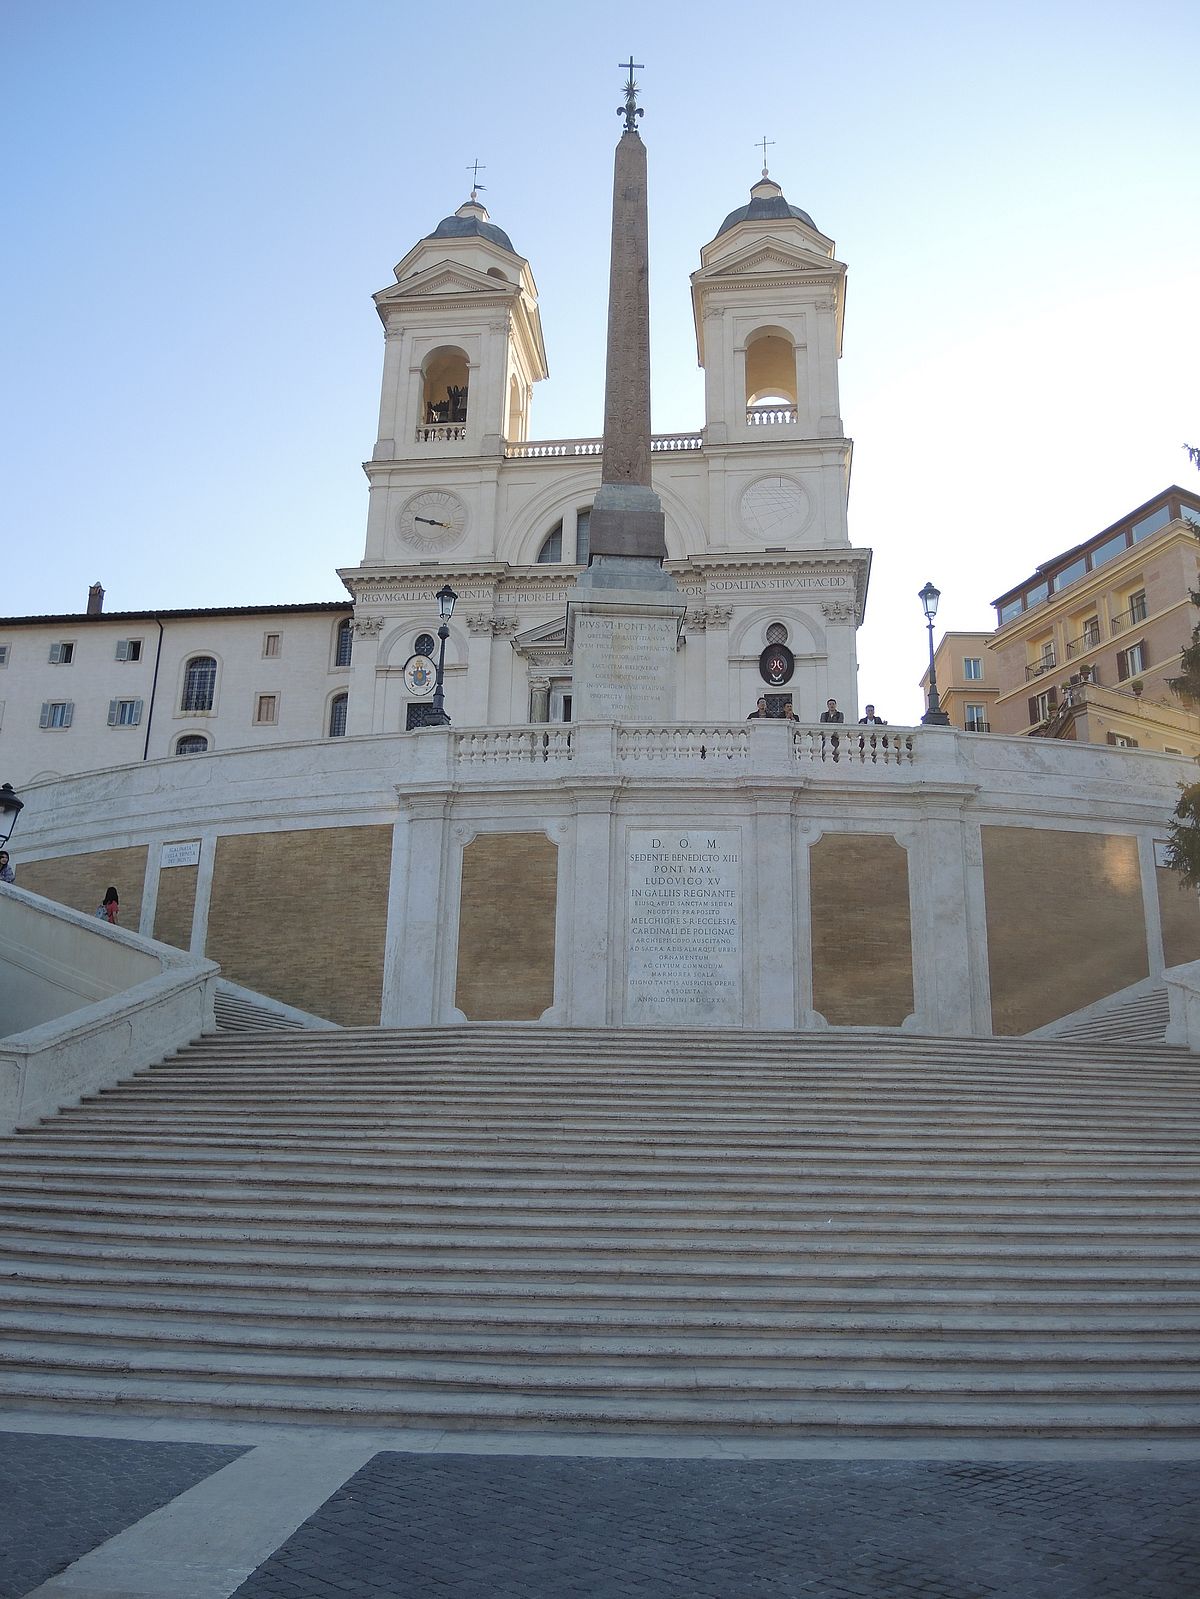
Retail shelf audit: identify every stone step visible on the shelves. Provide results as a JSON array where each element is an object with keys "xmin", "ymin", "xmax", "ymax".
[
  {"xmin": 4, "ymin": 1191, "xmax": 1198, "ymax": 1240},
  {"xmin": 2, "ymin": 1284, "xmax": 1195, "ymax": 1338},
  {"xmin": 3, "ymin": 1237, "xmax": 1197, "ymax": 1291},
  {"xmin": 3, "ymin": 1311, "xmax": 1198, "ymax": 1369},
  {"xmin": 0, "ymin": 1371, "xmax": 1196, "ymax": 1438},
  {"xmin": 4, "ymin": 1212, "xmax": 1200, "ymax": 1264},
  {"xmin": 8, "ymin": 1258, "xmax": 1198, "ymax": 1312},
  {"xmin": 1, "ymin": 1155, "xmax": 1195, "ymax": 1205},
  {"xmin": 5, "ymin": 1339, "xmax": 1200, "ymax": 1403}
]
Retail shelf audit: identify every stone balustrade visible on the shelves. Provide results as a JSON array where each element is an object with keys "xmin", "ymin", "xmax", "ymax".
[
  {"xmin": 504, "ymin": 432, "xmax": 702, "ymax": 459},
  {"xmin": 746, "ymin": 405, "xmax": 798, "ymax": 426},
  {"xmin": 449, "ymin": 722, "xmax": 920, "ymax": 774},
  {"xmin": 415, "ymin": 424, "xmax": 468, "ymax": 443}
]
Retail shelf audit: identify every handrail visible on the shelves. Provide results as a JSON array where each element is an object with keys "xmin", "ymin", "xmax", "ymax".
[{"xmin": 504, "ymin": 432, "xmax": 703, "ymax": 459}]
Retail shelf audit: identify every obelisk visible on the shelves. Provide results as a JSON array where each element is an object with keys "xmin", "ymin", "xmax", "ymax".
[{"xmin": 568, "ymin": 59, "xmax": 683, "ymax": 723}]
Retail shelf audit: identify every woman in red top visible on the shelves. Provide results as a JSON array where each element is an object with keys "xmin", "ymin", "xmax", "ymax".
[{"xmin": 96, "ymin": 886, "xmax": 119, "ymax": 924}]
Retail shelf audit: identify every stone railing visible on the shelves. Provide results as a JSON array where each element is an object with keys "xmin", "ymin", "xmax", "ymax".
[
  {"xmin": 450, "ymin": 722, "xmax": 921, "ymax": 773},
  {"xmin": 455, "ymin": 727, "xmax": 575, "ymax": 765},
  {"xmin": 617, "ymin": 726, "xmax": 752, "ymax": 762},
  {"xmin": 415, "ymin": 424, "xmax": 467, "ymax": 443},
  {"xmin": 793, "ymin": 727, "xmax": 917, "ymax": 765},
  {"xmin": 746, "ymin": 405, "xmax": 798, "ymax": 426},
  {"xmin": 504, "ymin": 432, "xmax": 703, "ymax": 459}
]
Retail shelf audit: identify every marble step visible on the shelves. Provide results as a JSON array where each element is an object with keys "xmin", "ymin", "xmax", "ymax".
[
  {"xmin": 2, "ymin": 1311, "xmax": 1198, "ymax": 1368},
  {"xmin": 7, "ymin": 1258, "xmax": 1197, "ymax": 1312},
  {"xmin": 4, "ymin": 1191, "xmax": 1198, "ymax": 1240},
  {"xmin": 0, "ymin": 1371, "xmax": 1197, "ymax": 1438},
  {"xmin": 2, "ymin": 1284, "xmax": 1195, "ymax": 1338}
]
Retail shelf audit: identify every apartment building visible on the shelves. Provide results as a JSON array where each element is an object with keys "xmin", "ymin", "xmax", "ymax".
[
  {"xmin": 988, "ymin": 486, "xmax": 1200, "ymax": 754},
  {"xmin": 919, "ymin": 631, "xmax": 1000, "ymax": 732}
]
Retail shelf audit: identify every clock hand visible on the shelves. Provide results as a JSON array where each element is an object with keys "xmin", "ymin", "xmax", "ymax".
[{"xmin": 414, "ymin": 516, "xmax": 450, "ymax": 527}]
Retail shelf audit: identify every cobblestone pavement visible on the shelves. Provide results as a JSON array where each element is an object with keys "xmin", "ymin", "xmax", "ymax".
[
  {"xmin": 0, "ymin": 1431, "xmax": 246, "ymax": 1599},
  {"xmin": 230, "ymin": 1454, "xmax": 1200, "ymax": 1599}
]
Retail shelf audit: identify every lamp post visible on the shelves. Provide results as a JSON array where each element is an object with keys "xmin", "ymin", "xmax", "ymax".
[
  {"xmin": 919, "ymin": 582, "xmax": 951, "ymax": 725},
  {"xmin": 429, "ymin": 584, "xmax": 458, "ymax": 726},
  {"xmin": 0, "ymin": 784, "xmax": 24, "ymax": 849}
]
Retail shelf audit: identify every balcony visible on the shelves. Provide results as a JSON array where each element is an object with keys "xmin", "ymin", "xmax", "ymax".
[
  {"xmin": 1065, "ymin": 626, "xmax": 1102, "ymax": 659},
  {"xmin": 746, "ymin": 405, "xmax": 798, "ymax": 426},
  {"xmin": 1025, "ymin": 651, "xmax": 1057, "ymax": 682},
  {"xmin": 1111, "ymin": 600, "xmax": 1149, "ymax": 634}
]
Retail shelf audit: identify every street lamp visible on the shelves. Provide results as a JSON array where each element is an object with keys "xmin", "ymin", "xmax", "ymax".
[
  {"xmin": 919, "ymin": 581, "xmax": 950, "ymax": 726},
  {"xmin": 429, "ymin": 584, "xmax": 458, "ymax": 726},
  {"xmin": 0, "ymin": 784, "xmax": 23, "ymax": 849}
]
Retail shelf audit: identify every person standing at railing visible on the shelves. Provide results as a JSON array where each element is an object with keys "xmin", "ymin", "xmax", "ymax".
[
  {"xmin": 819, "ymin": 700, "xmax": 844, "ymax": 723},
  {"xmin": 747, "ymin": 696, "xmax": 770, "ymax": 720},
  {"xmin": 859, "ymin": 703, "xmax": 888, "ymax": 756}
]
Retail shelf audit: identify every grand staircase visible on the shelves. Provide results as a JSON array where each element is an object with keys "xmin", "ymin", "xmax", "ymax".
[{"xmin": 0, "ymin": 1026, "xmax": 1198, "ymax": 1440}]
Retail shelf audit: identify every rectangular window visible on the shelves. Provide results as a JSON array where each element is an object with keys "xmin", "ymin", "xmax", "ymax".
[
  {"xmin": 107, "ymin": 698, "xmax": 144, "ymax": 727},
  {"xmin": 964, "ymin": 703, "xmax": 988, "ymax": 731},
  {"xmin": 1028, "ymin": 688, "xmax": 1055, "ymax": 724},
  {"xmin": 1025, "ymin": 580, "xmax": 1049, "ymax": 608},
  {"xmin": 48, "ymin": 641, "xmax": 74, "ymax": 664},
  {"xmin": 1165, "ymin": 747, "xmax": 1183, "ymax": 755},
  {"xmin": 39, "ymin": 700, "xmax": 74, "ymax": 729},
  {"xmin": 963, "ymin": 657, "xmax": 983, "ymax": 680},
  {"xmin": 263, "ymin": 632, "xmax": 281, "ymax": 658},
  {"xmin": 1129, "ymin": 589, "xmax": 1148, "ymax": 622},
  {"xmin": 115, "ymin": 638, "xmax": 143, "ymax": 662},
  {"xmin": 997, "ymin": 598, "xmax": 1022, "ymax": 625},
  {"xmin": 1182, "ymin": 503, "xmax": 1200, "ymax": 529},
  {"xmin": 1107, "ymin": 732, "xmax": 1139, "ymax": 748},
  {"xmin": 0, "ymin": 644, "xmax": 9, "ymax": 667},
  {"xmin": 1053, "ymin": 557, "xmax": 1087, "ymax": 592},
  {"xmin": 1117, "ymin": 641, "xmax": 1147, "ymax": 680},
  {"xmin": 254, "ymin": 694, "xmax": 278, "ymax": 725},
  {"xmin": 1091, "ymin": 530, "xmax": 1128, "ymax": 568},
  {"xmin": 1081, "ymin": 617, "xmax": 1100, "ymax": 647},
  {"xmin": 1132, "ymin": 506, "xmax": 1171, "ymax": 542}
]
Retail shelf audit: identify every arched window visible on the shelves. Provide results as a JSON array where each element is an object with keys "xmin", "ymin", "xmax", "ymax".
[
  {"xmin": 181, "ymin": 655, "xmax": 216, "ymax": 712},
  {"xmin": 745, "ymin": 328, "xmax": 797, "ymax": 410},
  {"xmin": 422, "ymin": 346, "xmax": 469, "ymax": 426},
  {"xmin": 537, "ymin": 521, "xmax": 563, "ymax": 563},
  {"xmin": 175, "ymin": 733, "xmax": 209, "ymax": 756},
  {"xmin": 335, "ymin": 618, "xmax": 353, "ymax": 667},
  {"xmin": 328, "ymin": 692, "xmax": 348, "ymax": 738},
  {"xmin": 575, "ymin": 507, "xmax": 591, "ymax": 565},
  {"xmin": 507, "ymin": 373, "xmax": 525, "ymax": 441}
]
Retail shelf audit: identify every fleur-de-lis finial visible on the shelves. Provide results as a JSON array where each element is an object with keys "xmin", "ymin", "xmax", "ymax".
[{"xmin": 618, "ymin": 56, "xmax": 645, "ymax": 132}]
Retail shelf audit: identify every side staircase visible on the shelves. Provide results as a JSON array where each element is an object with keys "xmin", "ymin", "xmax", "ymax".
[{"xmin": 0, "ymin": 1025, "xmax": 1197, "ymax": 1441}]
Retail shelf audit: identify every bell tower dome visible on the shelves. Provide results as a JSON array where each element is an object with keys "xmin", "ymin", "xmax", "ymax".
[
  {"xmin": 690, "ymin": 172, "xmax": 846, "ymax": 448},
  {"xmin": 369, "ymin": 195, "xmax": 548, "ymax": 464}
]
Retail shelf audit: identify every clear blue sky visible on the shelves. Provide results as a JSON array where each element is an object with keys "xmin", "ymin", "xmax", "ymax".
[{"xmin": 2, "ymin": 0, "xmax": 1196, "ymax": 719}]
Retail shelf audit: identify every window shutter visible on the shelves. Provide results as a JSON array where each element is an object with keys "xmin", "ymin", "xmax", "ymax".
[
  {"xmin": 132, "ymin": 698, "xmax": 143, "ymax": 725},
  {"xmin": 62, "ymin": 701, "xmax": 73, "ymax": 728},
  {"xmin": 1027, "ymin": 695, "xmax": 1039, "ymax": 724},
  {"xmin": 1048, "ymin": 686, "xmax": 1058, "ymax": 708},
  {"xmin": 39, "ymin": 701, "xmax": 50, "ymax": 728},
  {"xmin": 48, "ymin": 643, "xmax": 61, "ymax": 664},
  {"xmin": 108, "ymin": 700, "xmax": 119, "ymax": 726},
  {"xmin": 1117, "ymin": 650, "xmax": 1128, "ymax": 681},
  {"xmin": 115, "ymin": 640, "xmax": 128, "ymax": 661}
]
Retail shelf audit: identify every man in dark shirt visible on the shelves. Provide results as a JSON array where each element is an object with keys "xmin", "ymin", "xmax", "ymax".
[{"xmin": 819, "ymin": 699, "xmax": 844, "ymax": 723}]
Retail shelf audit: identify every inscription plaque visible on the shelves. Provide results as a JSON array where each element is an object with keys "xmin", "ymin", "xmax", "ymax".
[
  {"xmin": 626, "ymin": 829, "xmax": 742, "ymax": 1026},
  {"xmin": 572, "ymin": 610, "xmax": 678, "ymax": 722}
]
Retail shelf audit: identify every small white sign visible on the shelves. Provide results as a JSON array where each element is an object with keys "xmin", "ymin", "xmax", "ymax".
[
  {"xmin": 161, "ymin": 840, "xmax": 201, "ymax": 869},
  {"xmin": 1154, "ymin": 840, "xmax": 1173, "ymax": 868}
]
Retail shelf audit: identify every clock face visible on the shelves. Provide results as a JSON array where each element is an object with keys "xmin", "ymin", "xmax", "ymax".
[
  {"xmin": 739, "ymin": 476, "xmax": 811, "ymax": 542},
  {"xmin": 397, "ymin": 490, "xmax": 468, "ymax": 554}
]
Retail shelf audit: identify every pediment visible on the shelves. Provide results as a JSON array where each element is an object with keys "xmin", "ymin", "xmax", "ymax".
[
  {"xmin": 513, "ymin": 615, "xmax": 567, "ymax": 651},
  {"xmin": 696, "ymin": 237, "xmax": 835, "ymax": 281},
  {"xmin": 376, "ymin": 259, "xmax": 514, "ymax": 304}
]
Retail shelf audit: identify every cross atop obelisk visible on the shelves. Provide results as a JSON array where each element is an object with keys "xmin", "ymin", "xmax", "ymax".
[{"xmin": 582, "ymin": 56, "xmax": 671, "ymax": 586}]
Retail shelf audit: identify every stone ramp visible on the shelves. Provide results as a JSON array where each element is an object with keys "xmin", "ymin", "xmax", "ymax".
[
  {"xmin": 1044, "ymin": 986, "xmax": 1171, "ymax": 1046},
  {"xmin": 0, "ymin": 1026, "xmax": 1197, "ymax": 1440}
]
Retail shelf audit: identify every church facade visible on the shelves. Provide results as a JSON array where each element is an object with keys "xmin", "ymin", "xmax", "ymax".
[{"xmin": 0, "ymin": 170, "xmax": 869, "ymax": 790}]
